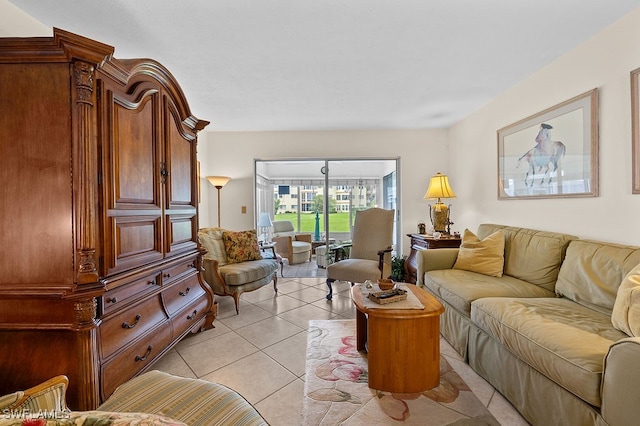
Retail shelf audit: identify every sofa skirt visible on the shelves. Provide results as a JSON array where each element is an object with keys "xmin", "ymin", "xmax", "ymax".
[
  {"xmin": 468, "ymin": 323, "xmax": 605, "ymax": 426},
  {"xmin": 421, "ymin": 285, "xmax": 471, "ymax": 361}
]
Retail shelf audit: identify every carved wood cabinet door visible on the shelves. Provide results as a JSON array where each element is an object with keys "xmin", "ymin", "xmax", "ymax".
[
  {"xmin": 163, "ymin": 101, "xmax": 198, "ymax": 258},
  {"xmin": 99, "ymin": 79, "xmax": 164, "ymax": 276}
]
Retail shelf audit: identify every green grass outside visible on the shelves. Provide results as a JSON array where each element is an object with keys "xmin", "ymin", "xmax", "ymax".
[{"xmin": 274, "ymin": 212, "xmax": 352, "ymax": 233}]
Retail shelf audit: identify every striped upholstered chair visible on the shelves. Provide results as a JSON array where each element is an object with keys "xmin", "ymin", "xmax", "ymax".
[
  {"xmin": 0, "ymin": 371, "xmax": 267, "ymax": 426},
  {"xmin": 99, "ymin": 370, "xmax": 267, "ymax": 425}
]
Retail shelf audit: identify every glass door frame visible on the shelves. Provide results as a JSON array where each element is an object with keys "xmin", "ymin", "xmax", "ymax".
[{"xmin": 254, "ymin": 156, "xmax": 402, "ymax": 256}]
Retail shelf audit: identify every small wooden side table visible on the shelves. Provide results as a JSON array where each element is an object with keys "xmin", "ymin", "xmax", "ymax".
[
  {"xmin": 351, "ymin": 284, "xmax": 444, "ymax": 393},
  {"xmin": 260, "ymin": 242, "xmax": 284, "ymax": 276},
  {"xmin": 260, "ymin": 242, "xmax": 277, "ymax": 257},
  {"xmin": 404, "ymin": 234, "xmax": 461, "ymax": 283}
]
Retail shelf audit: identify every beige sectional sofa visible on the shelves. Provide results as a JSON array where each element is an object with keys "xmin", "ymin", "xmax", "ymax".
[{"xmin": 416, "ymin": 224, "xmax": 640, "ymax": 426}]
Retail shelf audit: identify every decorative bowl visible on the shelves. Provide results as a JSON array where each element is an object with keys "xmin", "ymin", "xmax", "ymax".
[{"xmin": 377, "ymin": 278, "xmax": 395, "ymax": 290}]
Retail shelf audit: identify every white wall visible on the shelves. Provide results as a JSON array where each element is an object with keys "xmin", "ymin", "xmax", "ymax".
[
  {"xmin": 198, "ymin": 129, "xmax": 449, "ymax": 255},
  {"xmin": 5, "ymin": 0, "xmax": 639, "ymax": 247},
  {"xmin": 448, "ymin": 8, "xmax": 640, "ymax": 245},
  {"xmin": 199, "ymin": 7, "xmax": 640, "ymax": 250},
  {"xmin": 0, "ymin": 0, "xmax": 49, "ymax": 36}
]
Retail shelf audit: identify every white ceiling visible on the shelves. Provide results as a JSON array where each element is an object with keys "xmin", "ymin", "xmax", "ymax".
[{"xmin": 9, "ymin": 0, "xmax": 640, "ymax": 131}]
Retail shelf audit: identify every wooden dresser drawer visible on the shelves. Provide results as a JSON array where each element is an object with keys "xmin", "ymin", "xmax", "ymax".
[
  {"xmin": 161, "ymin": 259, "xmax": 197, "ymax": 286},
  {"xmin": 101, "ymin": 322, "xmax": 172, "ymax": 400},
  {"xmin": 102, "ymin": 271, "xmax": 161, "ymax": 316},
  {"xmin": 162, "ymin": 274, "xmax": 205, "ymax": 316},
  {"xmin": 100, "ymin": 295, "xmax": 168, "ymax": 359},
  {"xmin": 172, "ymin": 297, "xmax": 210, "ymax": 339}
]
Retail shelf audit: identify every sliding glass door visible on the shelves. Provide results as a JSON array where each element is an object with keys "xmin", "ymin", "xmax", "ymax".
[{"xmin": 255, "ymin": 158, "xmax": 400, "ymax": 258}]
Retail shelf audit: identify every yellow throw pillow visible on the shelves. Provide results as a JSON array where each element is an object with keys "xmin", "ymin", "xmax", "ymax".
[
  {"xmin": 453, "ymin": 229, "xmax": 505, "ymax": 277},
  {"xmin": 611, "ymin": 262, "xmax": 640, "ymax": 337},
  {"xmin": 222, "ymin": 229, "xmax": 262, "ymax": 264}
]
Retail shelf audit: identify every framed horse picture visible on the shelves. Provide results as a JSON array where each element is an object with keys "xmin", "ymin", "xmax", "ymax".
[
  {"xmin": 497, "ymin": 89, "xmax": 599, "ymax": 200},
  {"xmin": 631, "ymin": 68, "xmax": 640, "ymax": 194}
]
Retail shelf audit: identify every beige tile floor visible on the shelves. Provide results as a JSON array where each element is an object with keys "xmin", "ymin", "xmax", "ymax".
[{"xmin": 153, "ymin": 270, "xmax": 529, "ymax": 425}]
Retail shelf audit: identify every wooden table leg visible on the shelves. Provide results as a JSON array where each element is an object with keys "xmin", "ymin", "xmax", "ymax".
[{"xmin": 355, "ymin": 309, "xmax": 367, "ymax": 352}]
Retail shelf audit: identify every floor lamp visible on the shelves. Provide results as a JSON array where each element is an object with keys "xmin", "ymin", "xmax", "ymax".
[{"xmin": 206, "ymin": 176, "xmax": 231, "ymax": 227}]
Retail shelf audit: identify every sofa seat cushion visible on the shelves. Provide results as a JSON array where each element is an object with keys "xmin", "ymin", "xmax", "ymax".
[
  {"xmin": 291, "ymin": 240, "xmax": 311, "ymax": 254},
  {"xmin": 219, "ymin": 259, "xmax": 277, "ymax": 286},
  {"xmin": 471, "ymin": 297, "xmax": 628, "ymax": 407},
  {"xmin": 424, "ymin": 269, "xmax": 554, "ymax": 316},
  {"xmin": 327, "ymin": 258, "xmax": 383, "ymax": 284}
]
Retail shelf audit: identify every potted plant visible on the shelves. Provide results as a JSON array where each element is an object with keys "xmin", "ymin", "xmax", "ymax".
[{"xmin": 390, "ymin": 255, "xmax": 406, "ymax": 281}]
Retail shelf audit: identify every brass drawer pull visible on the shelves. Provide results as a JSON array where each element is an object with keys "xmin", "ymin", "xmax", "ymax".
[
  {"xmin": 179, "ymin": 287, "xmax": 191, "ymax": 296},
  {"xmin": 106, "ymin": 296, "xmax": 117, "ymax": 304},
  {"xmin": 187, "ymin": 310, "xmax": 198, "ymax": 320},
  {"xmin": 135, "ymin": 345, "xmax": 153, "ymax": 362},
  {"xmin": 121, "ymin": 314, "xmax": 142, "ymax": 329},
  {"xmin": 148, "ymin": 279, "xmax": 156, "ymax": 285}
]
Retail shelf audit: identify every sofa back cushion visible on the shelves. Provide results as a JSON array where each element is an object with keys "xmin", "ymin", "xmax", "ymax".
[
  {"xmin": 273, "ymin": 220, "xmax": 295, "ymax": 236},
  {"xmin": 198, "ymin": 227, "xmax": 228, "ymax": 266},
  {"xmin": 477, "ymin": 224, "xmax": 577, "ymax": 291},
  {"xmin": 556, "ymin": 240, "xmax": 640, "ymax": 314}
]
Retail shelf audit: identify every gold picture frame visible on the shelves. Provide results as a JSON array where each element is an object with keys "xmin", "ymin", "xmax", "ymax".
[{"xmin": 497, "ymin": 89, "xmax": 599, "ymax": 200}]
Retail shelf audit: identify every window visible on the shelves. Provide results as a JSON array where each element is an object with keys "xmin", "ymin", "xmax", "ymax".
[{"xmin": 255, "ymin": 158, "xmax": 400, "ymax": 262}]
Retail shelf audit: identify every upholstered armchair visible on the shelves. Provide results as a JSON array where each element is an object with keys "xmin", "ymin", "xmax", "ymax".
[
  {"xmin": 272, "ymin": 220, "xmax": 313, "ymax": 265},
  {"xmin": 326, "ymin": 208, "xmax": 395, "ymax": 300},
  {"xmin": 0, "ymin": 372, "xmax": 268, "ymax": 425},
  {"xmin": 198, "ymin": 228, "xmax": 278, "ymax": 314}
]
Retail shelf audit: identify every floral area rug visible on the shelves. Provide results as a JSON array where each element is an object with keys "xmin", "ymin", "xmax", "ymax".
[{"xmin": 302, "ymin": 320, "xmax": 499, "ymax": 425}]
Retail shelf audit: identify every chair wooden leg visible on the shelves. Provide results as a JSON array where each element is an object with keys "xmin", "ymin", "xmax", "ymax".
[
  {"xmin": 233, "ymin": 293, "xmax": 240, "ymax": 315},
  {"xmin": 326, "ymin": 278, "xmax": 335, "ymax": 300},
  {"xmin": 273, "ymin": 272, "xmax": 278, "ymax": 294}
]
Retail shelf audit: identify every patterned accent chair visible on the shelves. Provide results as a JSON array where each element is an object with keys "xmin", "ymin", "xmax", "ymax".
[{"xmin": 198, "ymin": 228, "xmax": 278, "ymax": 314}]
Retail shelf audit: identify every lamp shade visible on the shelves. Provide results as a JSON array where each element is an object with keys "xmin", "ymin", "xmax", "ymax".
[
  {"xmin": 424, "ymin": 172, "xmax": 456, "ymax": 200},
  {"xmin": 257, "ymin": 212, "xmax": 273, "ymax": 227},
  {"xmin": 206, "ymin": 176, "xmax": 231, "ymax": 188}
]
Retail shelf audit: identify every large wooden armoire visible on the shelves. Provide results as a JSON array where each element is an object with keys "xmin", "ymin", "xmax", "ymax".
[{"xmin": 0, "ymin": 29, "xmax": 216, "ymax": 410}]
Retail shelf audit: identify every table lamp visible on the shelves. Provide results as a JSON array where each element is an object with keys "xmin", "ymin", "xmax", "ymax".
[
  {"xmin": 257, "ymin": 212, "xmax": 273, "ymax": 243},
  {"xmin": 423, "ymin": 172, "xmax": 456, "ymax": 234}
]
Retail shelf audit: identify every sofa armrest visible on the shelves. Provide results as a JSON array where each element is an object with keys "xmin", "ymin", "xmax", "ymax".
[
  {"xmin": 601, "ymin": 337, "xmax": 640, "ymax": 426},
  {"xmin": 416, "ymin": 248, "xmax": 460, "ymax": 285}
]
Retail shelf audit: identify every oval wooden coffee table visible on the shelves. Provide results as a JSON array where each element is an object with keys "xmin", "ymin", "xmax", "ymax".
[{"xmin": 350, "ymin": 283, "xmax": 444, "ymax": 393}]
